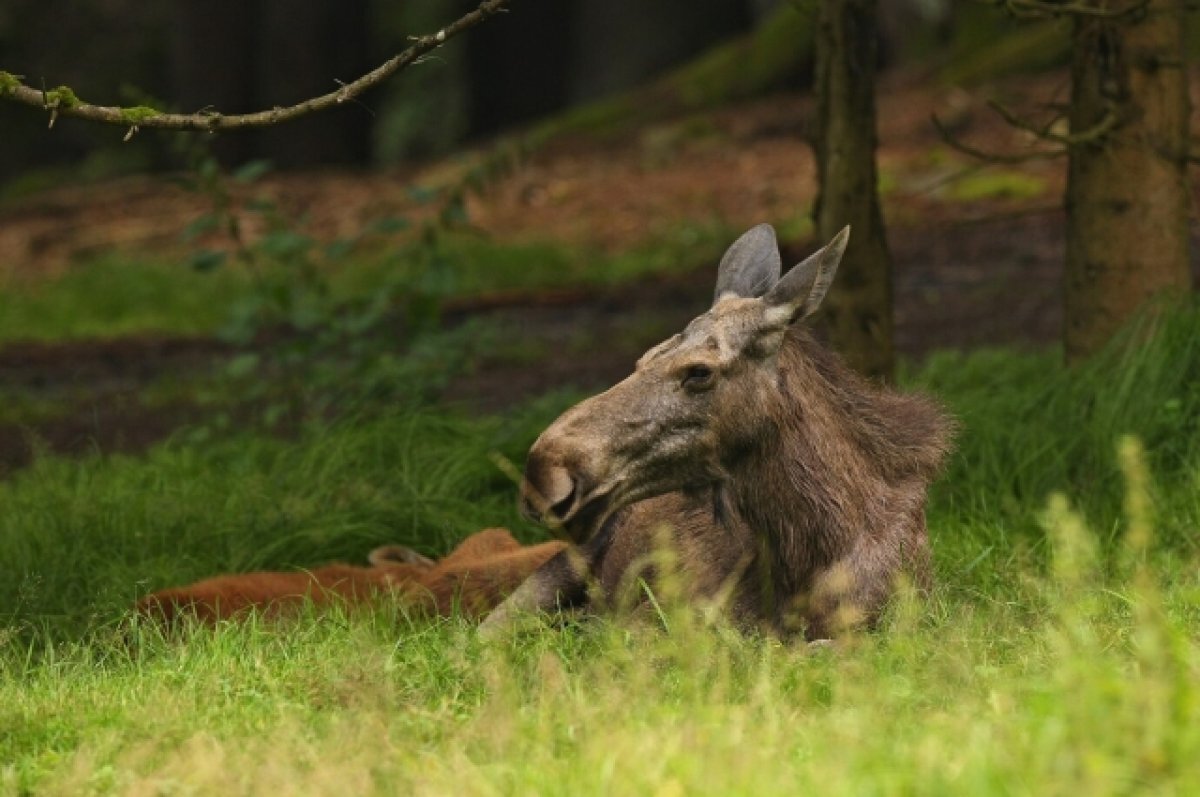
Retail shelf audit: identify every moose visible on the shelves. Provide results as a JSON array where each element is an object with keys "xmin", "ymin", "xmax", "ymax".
[
  {"xmin": 480, "ymin": 224, "xmax": 953, "ymax": 639},
  {"xmin": 137, "ymin": 528, "xmax": 566, "ymax": 625},
  {"xmin": 138, "ymin": 225, "xmax": 951, "ymax": 640}
]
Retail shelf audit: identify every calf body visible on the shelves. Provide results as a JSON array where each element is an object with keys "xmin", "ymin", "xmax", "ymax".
[
  {"xmin": 484, "ymin": 225, "xmax": 953, "ymax": 639},
  {"xmin": 137, "ymin": 528, "xmax": 566, "ymax": 625}
]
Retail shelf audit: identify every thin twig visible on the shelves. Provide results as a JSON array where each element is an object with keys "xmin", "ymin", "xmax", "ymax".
[
  {"xmin": 987, "ymin": 99, "xmax": 1119, "ymax": 146},
  {"xmin": 931, "ymin": 113, "xmax": 1066, "ymax": 164},
  {"xmin": 0, "ymin": 0, "xmax": 510, "ymax": 133},
  {"xmin": 981, "ymin": 0, "xmax": 1150, "ymax": 18},
  {"xmin": 949, "ymin": 204, "xmax": 1062, "ymax": 226},
  {"xmin": 931, "ymin": 89, "xmax": 1119, "ymax": 164}
]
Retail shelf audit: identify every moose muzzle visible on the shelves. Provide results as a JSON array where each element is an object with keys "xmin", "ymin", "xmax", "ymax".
[
  {"xmin": 519, "ymin": 458, "xmax": 577, "ymax": 525},
  {"xmin": 520, "ymin": 442, "xmax": 616, "ymax": 543}
]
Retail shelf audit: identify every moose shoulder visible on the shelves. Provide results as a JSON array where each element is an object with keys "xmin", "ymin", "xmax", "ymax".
[{"xmin": 482, "ymin": 224, "xmax": 954, "ymax": 640}]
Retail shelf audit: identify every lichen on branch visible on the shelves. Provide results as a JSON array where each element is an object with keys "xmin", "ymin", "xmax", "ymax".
[
  {"xmin": 118, "ymin": 106, "xmax": 161, "ymax": 125},
  {"xmin": 44, "ymin": 86, "xmax": 80, "ymax": 109},
  {"xmin": 0, "ymin": 71, "xmax": 22, "ymax": 96}
]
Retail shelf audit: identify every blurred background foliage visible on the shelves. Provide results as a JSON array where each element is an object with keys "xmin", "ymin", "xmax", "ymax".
[{"xmin": 0, "ymin": 0, "xmax": 980, "ymax": 193}]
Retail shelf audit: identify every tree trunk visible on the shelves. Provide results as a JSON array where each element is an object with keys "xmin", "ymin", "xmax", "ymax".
[
  {"xmin": 1064, "ymin": 0, "xmax": 1191, "ymax": 362},
  {"xmin": 812, "ymin": 0, "xmax": 894, "ymax": 381}
]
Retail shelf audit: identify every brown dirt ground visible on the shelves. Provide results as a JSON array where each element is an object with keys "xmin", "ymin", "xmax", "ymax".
[
  {"xmin": 2, "ymin": 69, "xmax": 1199, "ymax": 473},
  {"xmin": 0, "ymin": 70, "xmax": 1073, "ymax": 277}
]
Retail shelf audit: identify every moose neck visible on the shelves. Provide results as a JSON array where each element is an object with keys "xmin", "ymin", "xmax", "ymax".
[{"xmin": 722, "ymin": 329, "xmax": 946, "ymax": 594}]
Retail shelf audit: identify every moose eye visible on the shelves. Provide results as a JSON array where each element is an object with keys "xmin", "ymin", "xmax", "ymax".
[{"xmin": 681, "ymin": 364, "xmax": 715, "ymax": 391}]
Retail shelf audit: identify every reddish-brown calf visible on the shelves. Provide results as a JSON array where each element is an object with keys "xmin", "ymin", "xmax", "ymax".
[{"xmin": 136, "ymin": 528, "xmax": 566, "ymax": 625}]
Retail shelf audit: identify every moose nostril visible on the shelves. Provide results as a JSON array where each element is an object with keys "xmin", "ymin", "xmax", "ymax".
[
  {"xmin": 522, "ymin": 464, "xmax": 579, "ymax": 523},
  {"xmin": 540, "ymin": 465, "xmax": 578, "ymax": 517},
  {"xmin": 548, "ymin": 479, "xmax": 577, "ymax": 518}
]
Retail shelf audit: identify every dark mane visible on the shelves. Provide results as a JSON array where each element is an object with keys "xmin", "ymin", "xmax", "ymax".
[
  {"xmin": 725, "ymin": 329, "xmax": 954, "ymax": 623},
  {"xmin": 788, "ymin": 329, "xmax": 955, "ymax": 483}
]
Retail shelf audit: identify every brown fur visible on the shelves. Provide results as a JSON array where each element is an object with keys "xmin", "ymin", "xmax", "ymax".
[
  {"xmin": 483, "ymin": 226, "xmax": 954, "ymax": 640},
  {"xmin": 136, "ymin": 528, "xmax": 566, "ymax": 625}
]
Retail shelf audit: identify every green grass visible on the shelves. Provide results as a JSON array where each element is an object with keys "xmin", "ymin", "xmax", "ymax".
[
  {"xmin": 2, "ymin": 537, "xmax": 1196, "ymax": 794},
  {"xmin": 943, "ymin": 170, "xmax": 1048, "ymax": 203},
  {"xmin": 2, "ymin": 302, "xmax": 1200, "ymax": 793},
  {"xmin": 0, "ymin": 226, "xmax": 735, "ymax": 344},
  {"xmin": 0, "ymin": 258, "xmax": 255, "ymax": 342},
  {"xmin": 0, "ymin": 400, "xmax": 573, "ymax": 637}
]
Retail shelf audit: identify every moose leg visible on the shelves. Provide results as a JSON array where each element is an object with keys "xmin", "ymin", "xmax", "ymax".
[
  {"xmin": 801, "ymin": 528, "xmax": 930, "ymax": 641},
  {"xmin": 477, "ymin": 546, "xmax": 593, "ymax": 639},
  {"xmin": 412, "ymin": 537, "xmax": 568, "ymax": 619}
]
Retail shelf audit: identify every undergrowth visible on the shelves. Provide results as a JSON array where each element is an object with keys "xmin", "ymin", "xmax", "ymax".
[{"xmin": 0, "ymin": 225, "xmax": 732, "ymax": 345}]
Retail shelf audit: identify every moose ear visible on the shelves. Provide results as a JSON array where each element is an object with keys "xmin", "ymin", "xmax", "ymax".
[
  {"xmin": 713, "ymin": 223, "xmax": 782, "ymax": 304},
  {"xmin": 762, "ymin": 226, "xmax": 849, "ymax": 325}
]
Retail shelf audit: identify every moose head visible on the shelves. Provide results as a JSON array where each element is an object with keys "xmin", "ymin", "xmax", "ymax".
[{"xmin": 520, "ymin": 224, "xmax": 850, "ymax": 543}]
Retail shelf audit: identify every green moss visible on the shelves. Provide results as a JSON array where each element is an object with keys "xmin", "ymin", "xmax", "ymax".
[
  {"xmin": 540, "ymin": 96, "xmax": 640, "ymax": 141},
  {"xmin": 940, "ymin": 18, "xmax": 1069, "ymax": 86},
  {"xmin": 671, "ymin": 5, "xmax": 813, "ymax": 108},
  {"xmin": 0, "ymin": 71, "xmax": 20, "ymax": 96},
  {"xmin": 946, "ymin": 170, "xmax": 1048, "ymax": 202},
  {"xmin": 45, "ymin": 86, "xmax": 80, "ymax": 108},
  {"xmin": 522, "ymin": 5, "xmax": 811, "ymax": 146},
  {"xmin": 119, "ymin": 105, "xmax": 161, "ymax": 124}
]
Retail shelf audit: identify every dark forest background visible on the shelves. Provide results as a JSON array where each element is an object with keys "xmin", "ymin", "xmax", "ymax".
[{"xmin": 0, "ymin": 0, "xmax": 955, "ymax": 185}]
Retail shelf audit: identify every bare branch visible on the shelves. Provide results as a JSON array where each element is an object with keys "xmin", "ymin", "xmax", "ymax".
[
  {"xmin": 930, "ymin": 89, "xmax": 1120, "ymax": 166},
  {"xmin": 0, "ymin": 0, "xmax": 510, "ymax": 133},
  {"xmin": 979, "ymin": 0, "xmax": 1150, "ymax": 18},
  {"xmin": 931, "ymin": 114, "xmax": 1066, "ymax": 164},
  {"xmin": 987, "ymin": 99, "xmax": 1119, "ymax": 146}
]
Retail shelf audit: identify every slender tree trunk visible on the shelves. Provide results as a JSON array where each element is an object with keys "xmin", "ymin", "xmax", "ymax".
[
  {"xmin": 812, "ymin": 0, "xmax": 894, "ymax": 381},
  {"xmin": 1064, "ymin": 0, "xmax": 1191, "ymax": 362}
]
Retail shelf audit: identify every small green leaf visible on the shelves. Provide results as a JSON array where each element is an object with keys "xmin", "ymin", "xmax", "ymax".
[
  {"xmin": 225, "ymin": 352, "xmax": 261, "ymax": 378},
  {"xmin": 186, "ymin": 249, "xmax": 227, "ymax": 272},
  {"xmin": 263, "ymin": 403, "xmax": 288, "ymax": 428},
  {"xmin": 289, "ymin": 296, "xmax": 326, "ymax": 331},
  {"xmin": 233, "ymin": 160, "xmax": 273, "ymax": 184},
  {"xmin": 324, "ymin": 238, "xmax": 356, "ymax": 260},
  {"xmin": 407, "ymin": 185, "xmax": 437, "ymax": 205},
  {"xmin": 181, "ymin": 214, "xmax": 219, "ymax": 243},
  {"xmin": 219, "ymin": 297, "xmax": 265, "ymax": 344},
  {"xmin": 197, "ymin": 157, "xmax": 220, "ymax": 182},
  {"xmin": 441, "ymin": 198, "xmax": 469, "ymax": 226},
  {"xmin": 257, "ymin": 231, "xmax": 313, "ymax": 260},
  {"xmin": 368, "ymin": 216, "xmax": 411, "ymax": 234},
  {"xmin": 245, "ymin": 198, "xmax": 277, "ymax": 214}
]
